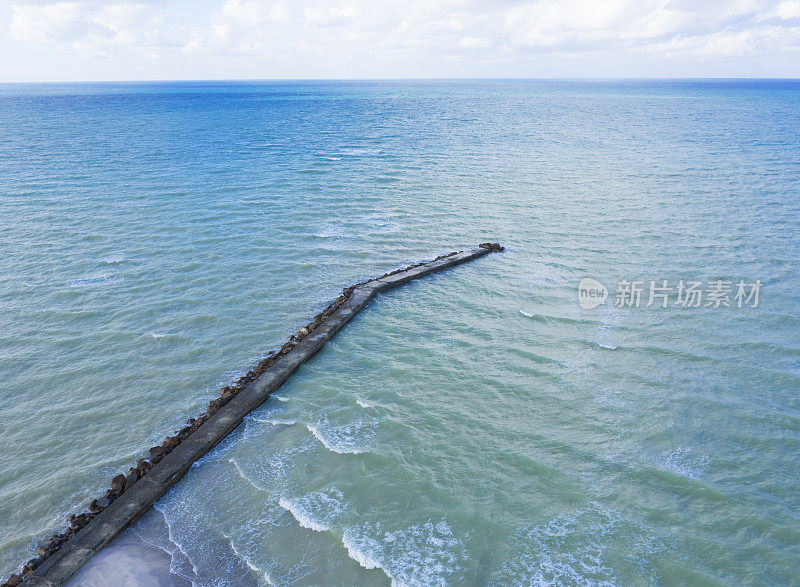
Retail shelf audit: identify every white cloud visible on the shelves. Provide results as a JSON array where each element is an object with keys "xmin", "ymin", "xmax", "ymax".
[
  {"xmin": 1, "ymin": 0, "xmax": 800, "ymax": 79},
  {"xmin": 459, "ymin": 36, "xmax": 490, "ymax": 49},
  {"xmin": 776, "ymin": 0, "xmax": 800, "ymax": 18},
  {"xmin": 303, "ymin": 4, "xmax": 354, "ymax": 27},
  {"xmin": 8, "ymin": 0, "xmax": 172, "ymax": 55},
  {"xmin": 218, "ymin": 0, "xmax": 288, "ymax": 28},
  {"xmin": 10, "ymin": 2, "xmax": 89, "ymax": 42}
]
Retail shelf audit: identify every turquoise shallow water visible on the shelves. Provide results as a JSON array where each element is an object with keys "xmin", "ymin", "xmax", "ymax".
[{"xmin": 1, "ymin": 80, "xmax": 799, "ymax": 584}]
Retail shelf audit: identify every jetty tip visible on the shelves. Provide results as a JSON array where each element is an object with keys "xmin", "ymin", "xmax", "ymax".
[{"xmin": 478, "ymin": 242, "xmax": 504, "ymax": 252}]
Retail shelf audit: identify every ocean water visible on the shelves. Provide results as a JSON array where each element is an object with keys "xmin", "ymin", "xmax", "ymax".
[{"xmin": 1, "ymin": 80, "xmax": 799, "ymax": 584}]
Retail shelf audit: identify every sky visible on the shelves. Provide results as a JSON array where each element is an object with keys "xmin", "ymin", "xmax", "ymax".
[{"xmin": 0, "ymin": 0, "xmax": 799, "ymax": 81}]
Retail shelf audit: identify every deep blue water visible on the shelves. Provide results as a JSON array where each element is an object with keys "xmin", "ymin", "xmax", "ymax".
[{"xmin": 1, "ymin": 80, "xmax": 799, "ymax": 584}]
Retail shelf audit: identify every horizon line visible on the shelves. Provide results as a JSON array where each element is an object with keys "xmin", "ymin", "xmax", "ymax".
[{"xmin": 2, "ymin": 76, "xmax": 800, "ymax": 85}]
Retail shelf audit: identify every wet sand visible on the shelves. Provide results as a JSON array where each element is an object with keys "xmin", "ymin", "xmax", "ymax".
[{"xmin": 66, "ymin": 533, "xmax": 189, "ymax": 587}]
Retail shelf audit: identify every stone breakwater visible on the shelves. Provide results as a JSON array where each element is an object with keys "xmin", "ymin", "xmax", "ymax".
[{"xmin": 3, "ymin": 243, "xmax": 503, "ymax": 586}]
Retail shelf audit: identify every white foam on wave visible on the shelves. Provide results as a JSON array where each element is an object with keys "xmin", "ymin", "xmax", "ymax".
[
  {"xmin": 279, "ymin": 497, "xmax": 328, "ymax": 532},
  {"xmin": 493, "ymin": 508, "xmax": 615, "ymax": 585},
  {"xmin": 342, "ymin": 529, "xmax": 387, "ymax": 573},
  {"xmin": 312, "ymin": 224, "xmax": 351, "ymax": 239},
  {"xmin": 586, "ymin": 339, "xmax": 618, "ymax": 350},
  {"xmin": 356, "ymin": 399, "xmax": 372, "ymax": 408},
  {"xmin": 150, "ymin": 504, "xmax": 200, "ymax": 580},
  {"xmin": 228, "ymin": 458, "xmax": 268, "ymax": 492},
  {"xmin": 519, "ymin": 309, "xmax": 534, "ymax": 318},
  {"xmin": 101, "ymin": 254, "xmax": 125, "ymax": 265},
  {"xmin": 493, "ymin": 503, "xmax": 661, "ymax": 585},
  {"xmin": 305, "ymin": 413, "xmax": 380, "ymax": 455},
  {"xmin": 149, "ymin": 332, "xmax": 185, "ymax": 340},
  {"xmin": 242, "ymin": 437, "xmax": 318, "ymax": 489},
  {"xmin": 306, "ymin": 423, "xmax": 367, "ymax": 455},
  {"xmin": 255, "ymin": 418, "xmax": 297, "ymax": 426},
  {"xmin": 224, "ymin": 533, "xmax": 274, "ymax": 585},
  {"xmin": 587, "ymin": 316, "xmax": 621, "ymax": 350},
  {"xmin": 656, "ymin": 447, "xmax": 709, "ymax": 480},
  {"xmin": 272, "ymin": 394, "xmax": 289, "ymax": 402},
  {"xmin": 278, "ymin": 487, "xmax": 345, "ymax": 535},
  {"xmin": 341, "ymin": 519, "xmax": 465, "ymax": 585},
  {"xmin": 188, "ymin": 428, "xmax": 243, "ymax": 470},
  {"xmin": 129, "ymin": 511, "xmax": 198, "ymax": 584}
]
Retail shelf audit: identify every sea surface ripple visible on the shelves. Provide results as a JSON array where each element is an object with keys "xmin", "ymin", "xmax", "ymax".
[{"xmin": 1, "ymin": 80, "xmax": 799, "ymax": 584}]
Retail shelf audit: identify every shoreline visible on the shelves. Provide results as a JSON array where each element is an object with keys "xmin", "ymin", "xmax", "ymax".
[{"xmin": 64, "ymin": 531, "xmax": 187, "ymax": 587}]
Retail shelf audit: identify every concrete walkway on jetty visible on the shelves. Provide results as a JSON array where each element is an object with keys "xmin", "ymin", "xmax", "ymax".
[{"xmin": 14, "ymin": 243, "xmax": 503, "ymax": 586}]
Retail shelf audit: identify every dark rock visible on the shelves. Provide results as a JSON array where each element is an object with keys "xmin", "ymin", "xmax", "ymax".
[
  {"xmin": 96, "ymin": 495, "xmax": 112, "ymax": 509},
  {"xmin": 163, "ymin": 436, "xmax": 179, "ymax": 449},
  {"xmin": 125, "ymin": 470, "xmax": 139, "ymax": 490},
  {"xmin": 45, "ymin": 545, "xmax": 60, "ymax": 556},
  {"xmin": 478, "ymin": 242, "xmax": 504, "ymax": 252},
  {"xmin": 149, "ymin": 446, "xmax": 165, "ymax": 459},
  {"xmin": 6, "ymin": 573, "xmax": 22, "ymax": 586},
  {"xmin": 135, "ymin": 460, "xmax": 151, "ymax": 476},
  {"xmin": 111, "ymin": 474, "xmax": 127, "ymax": 493},
  {"xmin": 70, "ymin": 513, "xmax": 89, "ymax": 530}
]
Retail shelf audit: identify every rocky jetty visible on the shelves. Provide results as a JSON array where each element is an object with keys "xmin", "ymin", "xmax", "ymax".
[{"xmin": 2, "ymin": 244, "xmax": 503, "ymax": 586}]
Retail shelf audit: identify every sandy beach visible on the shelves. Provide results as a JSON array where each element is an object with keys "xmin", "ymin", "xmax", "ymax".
[{"xmin": 66, "ymin": 532, "xmax": 189, "ymax": 587}]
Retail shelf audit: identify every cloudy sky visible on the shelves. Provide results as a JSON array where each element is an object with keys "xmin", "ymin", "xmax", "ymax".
[{"xmin": 1, "ymin": 0, "xmax": 799, "ymax": 81}]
